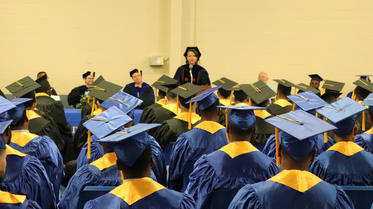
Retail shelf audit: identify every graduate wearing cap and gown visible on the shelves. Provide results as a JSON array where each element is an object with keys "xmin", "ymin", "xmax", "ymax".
[
  {"xmin": 240, "ymin": 81, "xmax": 275, "ymax": 150},
  {"xmin": 139, "ymin": 75, "xmax": 181, "ymax": 135},
  {"xmin": 311, "ymin": 97, "xmax": 373, "ymax": 186},
  {"xmin": 152, "ymin": 83, "xmax": 202, "ymax": 150},
  {"xmin": 123, "ymin": 69, "xmax": 154, "ymax": 109},
  {"xmin": 5, "ymin": 77, "xmax": 67, "ymax": 154},
  {"xmin": 75, "ymin": 91, "xmax": 167, "ymax": 186},
  {"xmin": 212, "ymin": 77, "xmax": 238, "ymax": 125},
  {"xmin": 350, "ymin": 79, "xmax": 373, "ymax": 134},
  {"xmin": 347, "ymin": 75, "xmax": 372, "ymax": 98},
  {"xmin": 83, "ymin": 123, "xmax": 196, "ymax": 209},
  {"xmin": 263, "ymin": 91, "xmax": 334, "ymax": 158},
  {"xmin": 139, "ymin": 75, "xmax": 177, "ymax": 123},
  {"xmin": 0, "ymin": 97, "xmax": 56, "ymax": 209},
  {"xmin": 185, "ymin": 106, "xmax": 279, "ymax": 209},
  {"xmin": 8, "ymin": 98, "xmax": 64, "ymax": 200},
  {"xmin": 309, "ymin": 74, "xmax": 323, "ymax": 96},
  {"xmin": 267, "ymin": 79, "xmax": 294, "ymax": 116},
  {"xmin": 0, "ymin": 134, "xmax": 42, "ymax": 209},
  {"xmin": 355, "ymin": 94, "xmax": 373, "ymax": 153},
  {"xmin": 169, "ymin": 87, "xmax": 228, "ymax": 192},
  {"xmin": 174, "ymin": 47, "xmax": 211, "ymax": 87},
  {"xmin": 229, "ymin": 110, "xmax": 353, "ymax": 209},
  {"xmin": 71, "ymin": 78, "xmax": 123, "ymax": 160},
  {"xmin": 34, "ymin": 77, "xmax": 73, "ymax": 154},
  {"xmin": 59, "ymin": 106, "xmax": 134, "ymax": 209},
  {"xmin": 76, "ymin": 90, "xmax": 141, "ymax": 169},
  {"xmin": 321, "ymin": 80, "xmax": 345, "ymax": 104},
  {"xmin": 68, "ymin": 71, "xmax": 95, "ymax": 108},
  {"xmin": 295, "ymin": 83, "xmax": 320, "ymax": 95}
]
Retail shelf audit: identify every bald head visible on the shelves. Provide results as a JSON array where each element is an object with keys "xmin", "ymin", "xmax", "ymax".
[{"xmin": 258, "ymin": 72, "xmax": 269, "ymax": 84}]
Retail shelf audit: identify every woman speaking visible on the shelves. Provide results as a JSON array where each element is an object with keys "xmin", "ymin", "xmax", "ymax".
[{"xmin": 173, "ymin": 47, "xmax": 211, "ymax": 88}]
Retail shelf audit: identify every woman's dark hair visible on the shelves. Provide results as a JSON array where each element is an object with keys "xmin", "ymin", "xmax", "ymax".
[
  {"xmin": 354, "ymin": 86, "xmax": 370, "ymax": 101},
  {"xmin": 277, "ymin": 84, "xmax": 291, "ymax": 96},
  {"xmin": 218, "ymin": 88, "xmax": 231, "ymax": 99}
]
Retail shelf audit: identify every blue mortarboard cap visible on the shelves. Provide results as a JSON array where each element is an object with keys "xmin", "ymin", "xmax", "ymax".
[
  {"xmin": 316, "ymin": 97, "xmax": 367, "ymax": 124},
  {"xmin": 100, "ymin": 91, "xmax": 143, "ymax": 115},
  {"xmin": 98, "ymin": 123, "xmax": 161, "ymax": 167},
  {"xmin": 0, "ymin": 96, "xmax": 15, "ymax": 135},
  {"xmin": 8, "ymin": 98, "xmax": 32, "ymax": 125},
  {"xmin": 265, "ymin": 110, "xmax": 336, "ymax": 161},
  {"xmin": 287, "ymin": 91, "xmax": 328, "ymax": 112},
  {"xmin": 219, "ymin": 106, "xmax": 266, "ymax": 131},
  {"xmin": 83, "ymin": 106, "xmax": 132, "ymax": 139},
  {"xmin": 187, "ymin": 86, "xmax": 220, "ymax": 111}
]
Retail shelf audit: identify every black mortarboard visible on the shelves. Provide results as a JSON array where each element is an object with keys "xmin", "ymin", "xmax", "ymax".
[
  {"xmin": 184, "ymin": 47, "xmax": 201, "ymax": 58},
  {"xmin": 309, "ymin": 74, "xmax": 323, "ymax": 82}
]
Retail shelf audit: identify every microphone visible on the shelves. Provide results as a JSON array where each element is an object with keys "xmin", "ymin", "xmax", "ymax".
[
  {"xmin": 189, "ymin": 64, "xmax": 193, "ymax": 70},
  {"xmin": 189, "ymin": 64, "xmax": 194, "ymax": 83}
]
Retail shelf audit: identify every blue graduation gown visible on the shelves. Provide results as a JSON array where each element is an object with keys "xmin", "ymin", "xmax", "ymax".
[
  {"xmin": 310, "ymin": 141, "xmax": 373, "ymax": 185},
  {"xmin": 185, "ymin": 141, "xmax": 279, "ymax": 209},
  {"xmin": 58, "ymin": 152, "xmax": 122, "ymax": 209},
  {"xmin": 262, "ymin": 133, "xmax": 334, "ymax": 159},
  {"xmin": 83, "ymin": 177, "xmax": 196, "ymax": 209},
  {"xmin": 9, "ymin": 130, "xmax": 64, "ymax": 200},
  {"xmin": 1, "ymin": 145, "xmax": 56, "ymax": 209},
  {"xmin": 0, "ymin": 190, "xmax": 41, "ymax": 209},
  {"xmin": 76, "ymin": 133, "xmax": 167, "ymax": 185},
  {"xmin": 169, "ymin": 121, "xmax": 228, "ymax": 192},
  {"xmin": 228, "ymin": 170, "xmax": 354, "ymax": 209},
  {"xmin": 77, "ymin": 135, "xmax": 104, "ymax": 169},
  {"xmin": 355, "ymin": 128, "xmax": 373, "ymax": 153}
]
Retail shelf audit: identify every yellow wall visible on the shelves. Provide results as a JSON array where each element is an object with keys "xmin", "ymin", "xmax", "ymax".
[{"xmin": 1, "ymin": 0, "xmax": 373, "ymax": 94}]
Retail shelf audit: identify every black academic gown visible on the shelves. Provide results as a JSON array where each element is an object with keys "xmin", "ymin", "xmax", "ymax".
[
  {"xmin": 68, "ymin": 85, "xmax": 88, "ymax": 108},
  {"xmin": 26, "ymin": 109, "xmax": 66, "ymax": 156},
  {"xmin": 35, "ymin": 93, "xmax": 73, "ymax": 158},
  {"xmin": 152, "ymin": 112, "xmax": 200, "ymax": 150},
  {"xmin": 140, "ymin": 104, "xmax": 179, "ymax": 137},
  {"xmin": 174, "ymin": 64, "xmax": 211, "ymax": 86}
]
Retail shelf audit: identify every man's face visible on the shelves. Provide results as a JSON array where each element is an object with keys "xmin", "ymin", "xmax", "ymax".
[
  {"xmin": 84, "ymin": 75, "xmax": 95, "ymax": 86},
  {"xmin": 310, "ymin": 79, "xmax": 320, "ymax": 89},
  {"xmin": 132, "ymin": 72, "xmax": 142, "ymax": 84},
  {"xmin": 0, "ymin": 150, "xmax": 7, "ymax": 182},
  {"xmin": 258, "ymin": 73, "xmax": 269, "ymax": 84}
]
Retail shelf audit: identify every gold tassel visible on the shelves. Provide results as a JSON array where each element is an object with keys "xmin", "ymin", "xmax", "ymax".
[
  {"xmin": 188, "ymin": 103, "xmax": 192, "ymax": 130},
  {"xmin": 229, "ymin": 91, "xmax": 234, "ymax": 105},
  {"xmin": 275, "ymin": 128, "xmax": 280, "ymax": 166},
  {"xmin": 315, "ymin": 112, "xmax": 319, "ymax": 117},
  {"xmin": 120, "ymin": 170, "xmax": 125, "ymax": 182},
  {"xmin": 176, "ymin": 95, "xmax": 180, "ymax": 113},
  {"xmin": 87, "ymin": 97, "xmax": 96, "ymax": 159},
  {"xmin": 225, "ymin": 110, "xmax": 230, "ymax": 143},
  {"xmin": 248, "ymin": 97, "xmax": 252, "ymax": 106},
  {"xmin": 292, "ymin": 103, "xmax": 296, "ymax": 111},
  {"xmin": 362, "ymin": 111, "xmax": 366, "ymax": 131},
  {"xmin": 323, "ymin": 117, "xmax": 328, "ymax": 143}
]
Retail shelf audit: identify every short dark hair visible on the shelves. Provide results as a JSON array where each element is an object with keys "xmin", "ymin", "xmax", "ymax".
[
  {"xmin": 277, "ymin": 84, "xmax": 291, "ymax": 96},
  {"xmin": 179, "ymin": 97, "xmax": 190, "ymax": 109},
  {"xmin": 158, "ymin": 90, "xmax": 166, "ymax": 98},
  {"xmin": 218, "ymin": 88, "xmax": 231, "ymax": 99},
  {"xmin": 198, "ymin": 99, "xmax": 219, "ymax": 115},
  {"xmin": 227, "ymin": 122, "xmax": 255, "ymax": 138},
  {"xmin": 118, "ymin": 145, "xmax": 152, "ymax": 177},
  {"xmin": 21, "ymin": 92, "xmax": 36, "ymax": 108},
  {"xmin": 252, "ymin": 100, "xmax": 269, "ymax": 107},
  {"xmin": 130, "ymin": 69, "xmax": 142, "ymax": 77},
  {"xmin": 37, "ymin": 71, "xmax": 47, "ymax": 79},
  {"xmin": 10, "ymin": 110, "xmax": 27, "ymax": 129},
  {"xmin": 234, "ymin": 90, "xmax": 248, "ymax": 103},
  {"xmin": 354, "ymin": 86, "xmax": 370, "ymax": 101}
]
